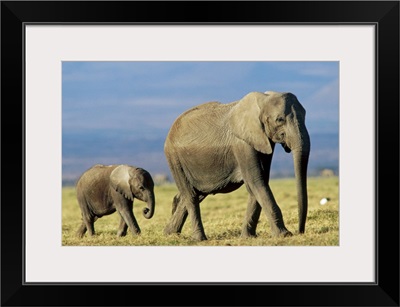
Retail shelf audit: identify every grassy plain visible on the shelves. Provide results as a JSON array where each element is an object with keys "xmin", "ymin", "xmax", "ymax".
[{"xmin": 62, "ymin": 177, "xmax": 339, "ymax": 246}]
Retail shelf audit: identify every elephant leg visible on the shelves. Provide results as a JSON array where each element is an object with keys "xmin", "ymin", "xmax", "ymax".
[
  {"xmin": 246, "ymin": 181, "xmax": 291, "ymax": 237},
  {"xmin": 116, "ymin": 202, "xmax": 141, "ymax": 235},
  {"xmin": 241, "ymin": 194, "xmax": 261, "ymax": 238},
  {"xmin": 76, "ymin": 222, "xmax": 87, "ymax": 238},
  {"xmin": 78, "ymin": 201, "xmax": 96, "ymax": 236},
  {"xmin": 240, "ymin": 149, "xmax": 273, "ymax": 238},
  {"xmin": 164, "ymin": 194, "xmax": 207, "ymax": 240},
  {"xmin": 164, "ymin": 194, "xmax": 189, "ymax": 235},
  {"xmin": 171, "ymin": 194, "xmax": 180, "ymax": 214},
  {"xmin": 238, "ymin": 148, "xmax": 291, "ymax": 237},
  {"xmin": 83, "ymin": 216, "xmax": 96, "ymax": 236},
  {"xmin": 117, "ymin": 217, "xmax": 128, "ymax": 237},
  {"xmin": 185, "ymin": 195, "xmax": 207, "ymax": 241}
]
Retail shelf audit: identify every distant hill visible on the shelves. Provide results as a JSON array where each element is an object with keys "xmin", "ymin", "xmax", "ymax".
[{"xmin": 62, "ymin": 132, "xmax": 338, "ymax": 186}]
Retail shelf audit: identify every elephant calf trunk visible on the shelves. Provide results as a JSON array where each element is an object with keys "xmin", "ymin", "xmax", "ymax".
[
  {"xmin": 143, "ymin": 208, "xmax": 153, "ymax": 219},
  {"xmin": 142, "ymin": 195, "xmax": 155, "ymax": 219}
]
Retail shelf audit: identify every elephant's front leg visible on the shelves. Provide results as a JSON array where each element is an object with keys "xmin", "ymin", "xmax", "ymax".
[
  {"xmin": 237, "ymin": 149, "xmax": 291, "ymax": 237},
  {"xmin": 116, "ymin": 201, "xmax": 141, "ymax": 236},
  {"xmin": 117, "ymin": 217, "xmax": 128, "ymax": 237},
  {"xmin": 254, "ymin": 185, "xmax": 292, "ymax": 237},
  {"xmin": 245, "ymin": 181, "xmax": 292, "ymax": 237},
  {"xmin": 241, "ymin": 149, "xmax": 273, "ymax": 238},
  {"xmin": 241, "ymin": 194, "xmax": 261, "ymax": 238}
]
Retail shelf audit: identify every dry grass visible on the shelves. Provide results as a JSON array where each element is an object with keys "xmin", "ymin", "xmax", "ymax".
[{"xmin": 62, "ymin": 177, "xmax": 339, "ymax": 246}]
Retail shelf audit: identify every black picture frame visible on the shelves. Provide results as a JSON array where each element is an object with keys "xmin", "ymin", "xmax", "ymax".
[{"xmin": 1, "ymin": 1, "xmax": 399, "ymax": 306}]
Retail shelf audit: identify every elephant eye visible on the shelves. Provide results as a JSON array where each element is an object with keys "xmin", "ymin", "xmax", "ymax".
[
  {"xmin": 276, "ymin": 117, "xmax": 285, "ymax": 124},
  {"xmin": 138, "ymin": 186, "xmax": 145, "ymax": 191}
]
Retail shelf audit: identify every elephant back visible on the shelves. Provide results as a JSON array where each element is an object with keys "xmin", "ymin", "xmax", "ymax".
[
  {"xmin": 76, "ymin": 164, "xmax": 118, "ymax": 196},
  {"xmin": 165, "ymin": 101, "xmax": 232, "ymax": 148}
]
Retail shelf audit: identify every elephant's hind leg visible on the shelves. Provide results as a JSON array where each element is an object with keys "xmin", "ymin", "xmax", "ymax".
[
  {"xmin": 171, "ymin": 194, "xmax": 181, "ymax": 214},
  {"xmin": 186, "ymin": 196, "xmax": 207, "ymax": 241},
  {"xmin": 76, "ymin": 222, "xmax": 87, "ymax": 238},
  {"xmin": 78, "ymin": 197, "xmax": 97, "ymax": 236},
  {"xmin": 241, "ymin": 194, "xmax": 261, "ymax": 238},
  {"xmin": 76, "ymin": 196, "xmax": 95, "ymax": 237},
  {"xmin": 83, "ymin": 216, "xmax": 96, "ymax": 236},
  {"xmin": 164, "ymin": 194, "xmax": 208, "ymax": 241},
  {"xmin": 77, "ymin": 214, "xmax": 97, "ymax": 238}
]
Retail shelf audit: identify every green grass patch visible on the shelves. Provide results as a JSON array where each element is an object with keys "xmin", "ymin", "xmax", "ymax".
[{"xmin": 62, "ymin": 177, "xmax": 339, "ymax": 246}]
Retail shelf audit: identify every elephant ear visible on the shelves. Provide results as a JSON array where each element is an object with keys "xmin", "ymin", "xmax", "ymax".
[
  {"xmin": 110, "ymin": 165, "xmax": 135, "ymax": 201},
  {"xmin": 229, "ymin": 92, "xmax": 273, "ymax": 154}
]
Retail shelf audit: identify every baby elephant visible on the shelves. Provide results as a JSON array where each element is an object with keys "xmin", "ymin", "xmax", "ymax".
[{"xmin": 75, "ymin": 164, "xmax": 155, "ymax": 238}]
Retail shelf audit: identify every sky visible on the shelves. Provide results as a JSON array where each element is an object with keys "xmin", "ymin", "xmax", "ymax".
[{"xmin": 62, "ymin": 61, "xmax": 339, "ymax": 181}]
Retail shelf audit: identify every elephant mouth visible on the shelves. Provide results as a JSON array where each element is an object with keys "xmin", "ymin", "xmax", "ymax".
[{"xmin": 281, "ymin": 142, "xmax": 291, "ymax": 153}]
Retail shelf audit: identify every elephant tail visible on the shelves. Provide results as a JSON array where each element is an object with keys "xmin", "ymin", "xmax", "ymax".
[{"xmin": 172, "ymin": 194, "xmax": 180, "ymax": 214}]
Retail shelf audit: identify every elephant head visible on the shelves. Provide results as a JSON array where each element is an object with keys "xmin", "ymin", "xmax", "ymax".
[
  {"xmin": 110, "ymin": 165, "xmax": 155, "ymax": 219},
  {"xmin": 230, "ymin": 91, "xmax": 310, "ymax": 233}
]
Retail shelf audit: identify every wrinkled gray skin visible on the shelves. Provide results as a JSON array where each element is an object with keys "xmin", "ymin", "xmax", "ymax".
[
  {"xmin": 76, "ymin": 164, "xmax": 155, "ymax": 238},
  {"xmin": 164, "ymin": 91, "xmax": 310, "ymax": 241}
]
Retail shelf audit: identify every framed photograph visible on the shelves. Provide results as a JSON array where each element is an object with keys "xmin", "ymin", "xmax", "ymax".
[{"xmin": 2, "ymin": 1, "xmax": 399, "ymax": 306}]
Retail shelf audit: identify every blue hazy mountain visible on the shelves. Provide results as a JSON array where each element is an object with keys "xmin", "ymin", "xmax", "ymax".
[
  {"xmin": 62, "ymin": 131, "xmax": 338, "ymax": 186},
  {"xmin": 62, "ymin": 62, "xmax": 340, "ymax": 186}
]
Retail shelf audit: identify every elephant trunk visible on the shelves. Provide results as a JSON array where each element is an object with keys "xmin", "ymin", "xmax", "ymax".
[
  {"xmin": 142, "ymin": 191, "xmax": 155, "ymax": 219},
  {"xmin": 291, "ymin": 130, "xmax": 310, "ymax": 234}
]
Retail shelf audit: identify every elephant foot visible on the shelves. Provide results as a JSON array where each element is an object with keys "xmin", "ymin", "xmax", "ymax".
[
  {"xmin": 282, "ymin": 230, "xmax": 293, "ymax": 237},
  {"xmin": 241, "ymin": 226, "xmax": 257, "ymax": 238},
  {"xmin": 192, "ymin": 230, "xmax": 207, "ymax": 241},
  {"xmin": 117, "ymin": 230, "xmax": 127, "ymax": 237},
  {"xmin": 130, "ymin": 229, "xmax": 141, "ymax": 236},
  {"xmin": 164, "ymin": 224, "xmax": 178, "ymax": 235},
  {"xmin": 273, "ymin": 229, "xmax": 293, "ymax": 237},
  {"xmin": 76, "ymin": 224, "xmax": 87, "ymax": 238},
  {"xmin": 192, "ymin": 234, "xmax": 208, "ymax": 241},
  {"xmin": 240, "ymin": 232, "xmax": 257, "ymax": 238}
]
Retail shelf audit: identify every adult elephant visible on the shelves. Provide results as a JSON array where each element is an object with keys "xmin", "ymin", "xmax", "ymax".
[{"xmin": 164, "ymin": 91, "xmax": 310, "ymax": 241}]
